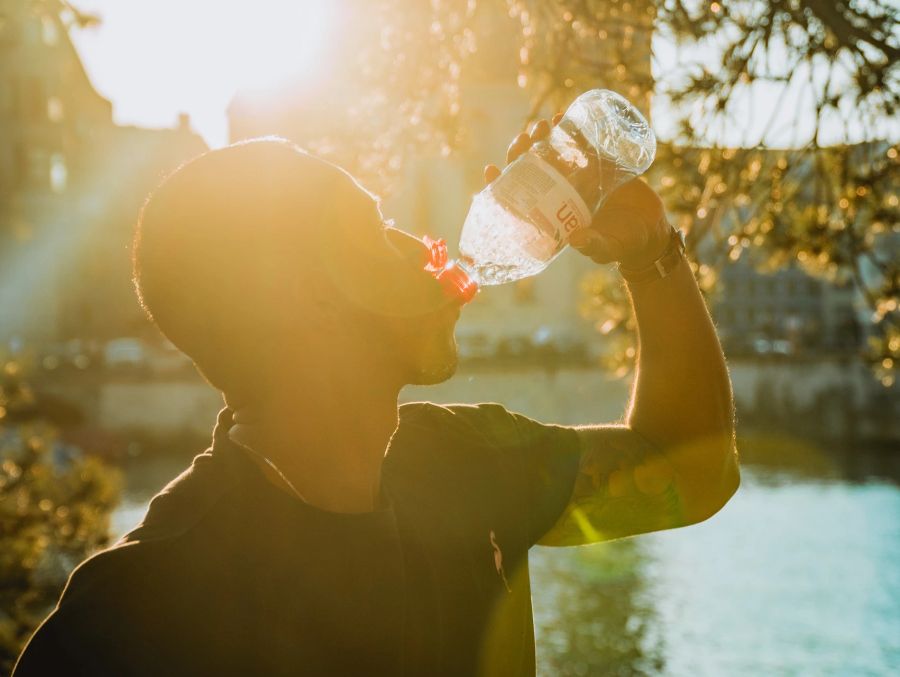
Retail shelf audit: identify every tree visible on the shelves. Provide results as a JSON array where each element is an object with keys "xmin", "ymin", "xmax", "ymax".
[
  {"xmin": 647, "ymin": 0, "xmax": 898, "ymax": 384},
  {"xmin": 0, "ymin": 358, "xmax": 121, "ymax": 673}
]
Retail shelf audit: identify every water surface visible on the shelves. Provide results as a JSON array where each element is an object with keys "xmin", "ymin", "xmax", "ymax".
[{"xmin": 530, "ymin": 468, "xmax": 900, "ymax": 676}]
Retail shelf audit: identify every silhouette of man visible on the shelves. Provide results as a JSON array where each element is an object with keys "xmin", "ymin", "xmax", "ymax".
[{"xmin": 14, "ymin": 122, "xmax": 739, "ymax": 676}]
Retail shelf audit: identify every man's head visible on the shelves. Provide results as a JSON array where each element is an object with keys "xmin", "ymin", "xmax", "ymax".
[{"xmin": 133, "ymin": 138, "xmax": 460, "ymax": 402}]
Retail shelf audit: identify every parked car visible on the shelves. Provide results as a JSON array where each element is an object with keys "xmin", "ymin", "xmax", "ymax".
[
  {"xmin": 496, "ymin": 335, "xmax": 533, "ymax": 360},
  {"xmin": 456, "ymin": 332, "xmax": 494, "ymax": 362},
  {"xmin": 103, "ymin": 338, "xmax": 147, "ymax": 369}
]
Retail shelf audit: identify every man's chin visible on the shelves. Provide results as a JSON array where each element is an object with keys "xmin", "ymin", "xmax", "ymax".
[{"xmin": 410, "ymin": 349, "xmax": 459, "ymax": 386}]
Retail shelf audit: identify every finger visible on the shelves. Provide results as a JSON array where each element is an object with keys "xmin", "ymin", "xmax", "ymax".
[
  {"xmin": 506, "ymin": 132, "xmax": 531, "ymax": 163},
  {"xmin": 568, "ymin": 229, "xmax": 619, "ymax": 265},
  {"xmin": 483, "ymin": 164, "xmax": 501, "ymax": 184},
  {"xmin": 529, "ymin": 118, "xmax": 550, "ymax": 141},
  {"xmin": 552, "ymin": 112, "xmax": 564, "ymax": 125}
]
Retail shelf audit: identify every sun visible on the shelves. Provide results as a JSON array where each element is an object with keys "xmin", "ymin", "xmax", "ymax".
[
  {"xmin": 230, "ymin": 1, "xmax": 336, "ymax": 94},
  {"xmin": 72, "ymin": 0, "xmax": 337, "ymax": 147}
]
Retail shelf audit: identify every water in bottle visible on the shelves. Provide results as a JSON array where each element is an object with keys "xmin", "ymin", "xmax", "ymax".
[{"xmin": 430, "ymin": 89, "xmax": 656, "ymax": 304}]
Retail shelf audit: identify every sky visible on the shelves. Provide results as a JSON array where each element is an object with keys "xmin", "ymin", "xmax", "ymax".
[
  {"xmin": 70, "ymin": 0, "xmax": 336, "ymax": 147},
  {"xmin": 69, "ymin": 0, "xmax": 897, "ymax": 150}
]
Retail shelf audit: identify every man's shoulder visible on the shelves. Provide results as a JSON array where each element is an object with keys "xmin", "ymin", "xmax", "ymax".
[
  {"xmin": 12, "ymin": 540, "xmax": 161, "ymax": 676},
  {"xmin": 398, "ymin": 400, "xmax": 515, "ymax": 434},
  {"xmin": 398, "ymin": 400, "xmax": 560, "ymax": 448},
  {"xmin": 55, "ymin": 539, "xmax": 161, "ymax": 605},
  {"xmin": 57, "ymin": 457, "xmax": 225, "ymax": 604},
  {"xmin": 394, "ymin": 400, "xmax": 580, "ymax": 465},
  {"xmin": 119, "ymin": 447, "xmax": 240, "ymax": 546},
  {"xmin": 388, "ymin": 402, "xmax": 510, "ymax": 471}
]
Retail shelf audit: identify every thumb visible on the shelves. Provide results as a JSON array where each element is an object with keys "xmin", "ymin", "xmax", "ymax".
[{"xmin": 569, "ymin": 229, "xmax": 619, "ymax": 264}]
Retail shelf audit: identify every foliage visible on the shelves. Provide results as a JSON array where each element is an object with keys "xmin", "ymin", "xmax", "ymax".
[
  {"xmin": 0, "ymin": 360, "xmax": 121, "ymax": 674},
  {"xmin": 649, "ymin": 0, "xmax": 898, "ymax": 383}
]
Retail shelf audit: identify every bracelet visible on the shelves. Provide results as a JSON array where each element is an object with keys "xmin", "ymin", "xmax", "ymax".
[{"xmin": 617, "ymin": 225, "xmax": 686, "ymax": 286}]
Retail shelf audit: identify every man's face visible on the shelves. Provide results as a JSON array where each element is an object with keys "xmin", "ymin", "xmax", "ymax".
[
  {"xmin": 379, "ymin": 225, "xmax": 462, "ymax": 385},
  {"xmin": 320, "ymin": 180, "xmax": 462, "ymax": 386}
]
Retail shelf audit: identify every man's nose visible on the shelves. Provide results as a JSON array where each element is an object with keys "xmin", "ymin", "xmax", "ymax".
[
  {"xmin": 383, "ymin": 226, "xmax": 460, "ymax": 311},
  {"xmin": 383, "ymin": 226, "xmax": 431, "ymax": 268}
]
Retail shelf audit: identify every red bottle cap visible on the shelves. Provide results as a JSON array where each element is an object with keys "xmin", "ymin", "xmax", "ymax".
[
  {"xmin": 422, "ymin": 235, "xmax": 448, "ymax": 273},
  {"xmin": 436, "ymin": 262, "xmax": 479, "ymax": 304},
  {"xmin": 422, "ymin": 236, "xmax": 479, "ymax": 304}
]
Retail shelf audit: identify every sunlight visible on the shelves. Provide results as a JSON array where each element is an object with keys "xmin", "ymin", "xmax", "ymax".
[
  {"xmin": 71, "ymin": 0, "xmax": 336, "ymax": 147},
  {"xmin": 230, "ymin": 2, "xmax": 335, "ymax": 94}
]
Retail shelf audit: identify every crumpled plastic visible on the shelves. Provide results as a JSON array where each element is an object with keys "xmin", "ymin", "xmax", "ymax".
[{"xmin": 565, "ymin": 89, "xmax": 656, "ymax": 176}]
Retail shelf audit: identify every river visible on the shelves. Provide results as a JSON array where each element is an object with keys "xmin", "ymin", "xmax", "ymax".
[{"xmin": 108, "ymin": 378, "xmax": 899, "ymax": 676}]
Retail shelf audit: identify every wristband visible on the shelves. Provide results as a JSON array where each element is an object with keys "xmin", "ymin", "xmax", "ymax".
[{"xmin": 618, "ymin": 225, "xmax": 686, "ymax": 286}]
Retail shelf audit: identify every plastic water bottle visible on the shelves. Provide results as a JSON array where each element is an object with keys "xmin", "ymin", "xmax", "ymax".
[{"xmin": 429, "ymin": 89, "xmax": 656, "ymax": 304}]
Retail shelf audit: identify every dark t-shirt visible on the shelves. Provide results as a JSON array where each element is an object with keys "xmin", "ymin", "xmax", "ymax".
[{"xmin": 13, "ymin": 401, "xmax": 581, "ymax": 677}]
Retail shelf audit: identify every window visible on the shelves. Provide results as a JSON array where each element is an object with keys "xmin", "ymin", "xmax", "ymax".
[
  {"xmin": 0, "ymin": 14, "xmax": 10, "ymax": 44},
  {"xmin": 23, "ymin": 16, "xmax": 41, "ymax": 44},
  {"xmin": 0, "ymin": 145, "xmax": 12, "ymax": 185},
  {"xmin": 24, "ymin": 77, "xmax": 45, "ymax": 119},
  {"xmin": 14, "ymin": 143, "xmax": 27, "ymax": 187},
  {"xmin": 14, "ymin": 147, "xmax": 56, "ymax": 188},
  {"xmin": 28, "ymin": 148, "xmax": 49, "ymax": 186},
  {"xmin": 50, "ymin": 153, "xmax": 67, "ymax": 192},
  {"xmin": 47, "ymin": 96, "xmax": 63, "ymax": 122},
  {"xmin": 41, "ymin": 16, "xmax": 59, "ymax": 45},
  {"xmin": 0, "ymin": 78, "xmax": 13, "ymax": 113}
]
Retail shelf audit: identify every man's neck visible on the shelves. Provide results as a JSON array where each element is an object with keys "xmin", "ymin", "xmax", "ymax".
[{"xmin": 227, "ymin": 378, "xmax": 401, "ymax": 514}]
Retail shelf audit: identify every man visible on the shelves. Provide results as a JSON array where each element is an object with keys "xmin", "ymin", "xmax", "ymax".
[{"xmin": 14, "ymin": 120, "xmax": 739, "ymax": 676}]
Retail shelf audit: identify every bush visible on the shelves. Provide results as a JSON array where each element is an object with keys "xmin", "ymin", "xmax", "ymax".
[{"xmin": 0, "ymin": 363, "xmax": 122, "ymax": 674}]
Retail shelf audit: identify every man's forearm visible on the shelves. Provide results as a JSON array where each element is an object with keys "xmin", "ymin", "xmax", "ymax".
[{"xmin": 623, "ymin": 256, "xmax": 739, "ymax": 518}]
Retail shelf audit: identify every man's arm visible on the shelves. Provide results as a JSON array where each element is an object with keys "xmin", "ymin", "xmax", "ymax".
[
  {"xmin": 489, "ymin": 120, "xmax": 740, "ymax": 547},
  {"xmin": 538, "ymin": 256, "xmax": 739, "ymax": 546}
]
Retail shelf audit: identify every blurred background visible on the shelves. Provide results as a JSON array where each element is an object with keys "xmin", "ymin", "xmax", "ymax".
[{"xmin": 1, "ymin": 0, "xmax": 898, "ymax": 674}]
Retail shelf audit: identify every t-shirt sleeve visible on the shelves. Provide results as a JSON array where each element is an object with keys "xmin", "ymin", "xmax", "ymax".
[{"xmin": 443, "ymin": 402, "xmax": 583, "ymax": 547}]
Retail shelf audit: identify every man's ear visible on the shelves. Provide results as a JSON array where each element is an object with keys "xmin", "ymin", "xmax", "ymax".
[{"xmin": 286, "ymin": 269, "xmax": 342, "ymax": 332}]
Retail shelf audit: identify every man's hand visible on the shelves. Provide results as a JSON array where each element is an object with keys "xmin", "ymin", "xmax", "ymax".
[{"xmin": 483, "ymin": 116, "xmax": 671, "ymax": 270}]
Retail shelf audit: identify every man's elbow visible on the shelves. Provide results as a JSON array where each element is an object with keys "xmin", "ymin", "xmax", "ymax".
[
  {"xmin": 703, "ymin": 459, "xmax": 740, "ymax": 520},
  {"xmin": 687, "ymin": 438, "xmax": 741, "ymax": 523}
]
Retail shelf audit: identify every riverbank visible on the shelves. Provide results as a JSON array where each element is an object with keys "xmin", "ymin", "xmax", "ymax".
[{"xmin": 34, "ymin": 359, "xmax": 900, "ymax": 461}]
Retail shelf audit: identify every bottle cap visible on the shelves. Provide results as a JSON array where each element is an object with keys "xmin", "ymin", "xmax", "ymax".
[
  {"xmin": 422, "ymin": 235, "xmax": 448, "ymax": 273},
  {"xmin": 422, "ymin": 236, "xmax": 479, "ymax": 304},
  {"xmin": 435, "ymin": 262, "xmax": 478, "ymax": 304}
]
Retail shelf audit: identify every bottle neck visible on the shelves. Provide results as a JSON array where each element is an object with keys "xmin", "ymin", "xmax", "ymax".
[
  {"xmin": 435, "ymin": 259, "xmax": 478, "ymax": 304},
  {"xmin": 422, "ymin": 235, "xmax": 479, "ymax": 304}
]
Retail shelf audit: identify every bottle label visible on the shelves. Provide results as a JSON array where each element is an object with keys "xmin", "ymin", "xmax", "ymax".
[{"xmin": 490, "ymin": 152, "xmax": 593, "ymax": 254}]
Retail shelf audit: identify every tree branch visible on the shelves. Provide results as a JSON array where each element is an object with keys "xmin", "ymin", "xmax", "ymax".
[{"xmin": 803, "ymin": 0, "xmax": 900, "ymax": 63}]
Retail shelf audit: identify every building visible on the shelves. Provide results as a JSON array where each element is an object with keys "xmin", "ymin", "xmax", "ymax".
[
  {"xmin": 713, "ymin": 258, "xmax": 861, "ymax": 355},
  {"xmin": 0, "ymin": 2, "xmax": 207, "ymax": 346}
]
